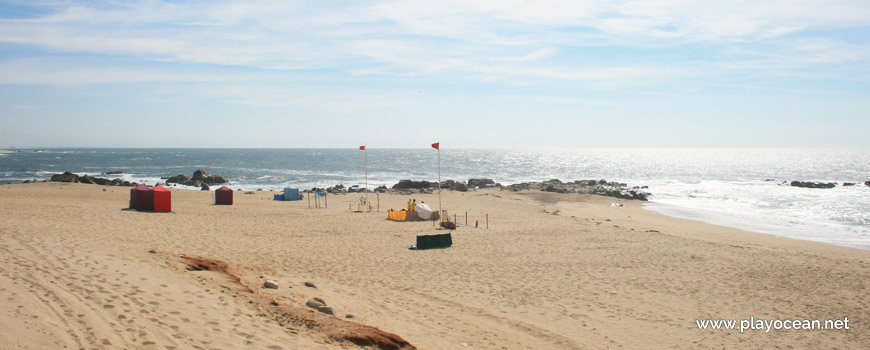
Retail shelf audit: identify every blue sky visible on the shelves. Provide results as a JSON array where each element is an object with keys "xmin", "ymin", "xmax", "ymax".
[{"xmin": 1, "ymin": 0, "xmax": 869, "ymax": 148}]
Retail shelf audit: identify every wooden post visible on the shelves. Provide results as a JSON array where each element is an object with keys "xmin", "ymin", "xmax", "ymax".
[
  {"xmin": 307, "ymin": 191, "xmax": 311, "ymax": 208},
  {"xmin": 486, "ymin": 213, "xmax": 489, "ymax": 229},
  {"xmin": 377, "ymin": 192, "xmax": 380, "ymax": 212},
  {"xmin": 324, "ymin": 192, "xmax": 328, "ymax": 208},
  {"xmin": 465, "ymin": 211, "xmax": 467, "ymax": 225}
]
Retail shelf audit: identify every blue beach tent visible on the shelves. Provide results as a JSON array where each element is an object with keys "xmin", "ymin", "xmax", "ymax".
[{"xmin": 283, "ymin": 188, "xmax": 301, "ymax": 201}]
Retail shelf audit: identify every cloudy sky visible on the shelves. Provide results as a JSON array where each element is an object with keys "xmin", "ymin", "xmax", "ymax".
[{"xmin": 1, "ymin": 0, "xmax": 869, "ymax": 148}]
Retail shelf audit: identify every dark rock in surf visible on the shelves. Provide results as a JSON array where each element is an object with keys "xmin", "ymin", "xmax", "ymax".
[
  {"xmin": 50, "ymin": 172, "xmax": 78, "ymax": 182},
  {"xmin": 166, "ymin": 174, "xmax": 190, "ymax": 184},
  {"xmin": 790, "ymin": 181, "xmax": 836, "ymax": 189},
  {"xmin": 392, "ymin": 180, "xmax": 435, "ymax": 190}
]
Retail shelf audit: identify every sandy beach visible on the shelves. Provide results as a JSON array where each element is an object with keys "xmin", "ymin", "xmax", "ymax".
[{"xmin": 1, "ymin": 182, "xmax": 868, "ymax": 349}]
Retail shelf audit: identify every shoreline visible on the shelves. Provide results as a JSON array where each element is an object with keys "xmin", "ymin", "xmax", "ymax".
[
  {"xmin": 2, "ymin": 183, "xmax": 869, "ymax": 349},
  {"xmin": 643, "ymin": 201, "xmax": 870, "ymax": 251}
]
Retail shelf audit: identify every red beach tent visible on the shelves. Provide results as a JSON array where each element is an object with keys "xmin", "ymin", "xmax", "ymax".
[
  {"xmin": 130, "ymin": 184, "xmax": 153, "ymax": 211},
  {"xmin": 215, "ymin": 186, "xmax": 233, "ymax": 205},
  {"xmin": 152, "ymin": 185, "xmax": 172, "ymax": 212}
]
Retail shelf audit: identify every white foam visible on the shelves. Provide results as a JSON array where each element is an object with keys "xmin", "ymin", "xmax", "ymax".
[{"xmin": 644, "ymin": 180, "xmax": 870, "ymax": 250}]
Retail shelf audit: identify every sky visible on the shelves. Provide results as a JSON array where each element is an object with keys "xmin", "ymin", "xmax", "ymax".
[{"xmin": 1, "ymin": 0, "xmax": 869, "ymax": 149}]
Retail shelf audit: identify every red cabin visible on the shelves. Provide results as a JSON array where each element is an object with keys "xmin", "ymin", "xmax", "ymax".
[
  {"xmin": 130, "ymin": 184, "xmax": 153, "ymax": 211},
  {"xmin": 152, "ymin": 185, "xmax": 172, "ymax": 212},
  {"xmin": 215, "ymin": 186, "xmax": 233, "ymax": 205}
]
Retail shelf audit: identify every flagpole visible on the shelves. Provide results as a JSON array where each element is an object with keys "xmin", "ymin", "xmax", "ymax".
[
  {"xmin": 437, "ymin": 143, "xmax": 441, "ymax": 221},
  {"xmin": 364, "ymin": 143, "xmax": 368, "ymax": 211}
]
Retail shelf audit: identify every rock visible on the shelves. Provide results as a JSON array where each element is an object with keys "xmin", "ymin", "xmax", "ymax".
[
  {"xmin": 166, "ymin": 174, "xmax": 190, "ymax": 184},
  {"xmin": 543, "ymin": 179, "xmax": 562, "ymax": 185},
  {"xmin": 375, "ymin": 185, "xmax": 387, "ymax": 193},
  {"xmin": 544, "ymin": 185, "xmax": 557, "ymax": 192},
  {"xmin": 790, "ymin": 181, "xmax": 836, "ymax": 189},
  {"xmin": 866, "ymin": 181, "xmax": 870, "ymax": 187},
  {"xmin": 102, "ymin": 171, "xmax": 125, "ymax": 175},
  {"xmin": 192, "ymin": 170, "xmax": 210, "ymax": 181},
  {"xmin": 392, "ymin": 180, "xmax": 435, "ymax": 190},
  {"xmin": 843, "ymin": 182, "xmax": 855, "ymax": 187},
  {"xmin": 206, "ymin": 175, "xmax": 228, "ymax": 184},
  {"xmin": 451, "ymin": 182, "xmax": 468, "ymax": 192},
  {"xmin": 201, "ymin": 184, "xmax": 210, "ymax": 191},
  {"xmin": 304, "ymin": 281, "xmax": 317, "ymax": 288},
  {"xmin": 316, "ymin": 306, "xmax": 335, "ymax": 315},
  {"xmin": 50, "ymin": 171, "xmax": 78, "ymax": 182},
  {"xmin": 306, "ymin": 298, "xmax": 325, "ymax": 309},
  {"xmin": 468, "ymin": 178, "xmax": 495, "ymax": 188},
  {"xmin": 345, "ymin": 313, "xmax": 356, "ymax": 319},
  {"xmin": 263, "ymin": 280, "xmax": 279, "ymax": 289},
  {"xmin": 188, "ymin": 170, "xmax": 228, "ymax": 185}
]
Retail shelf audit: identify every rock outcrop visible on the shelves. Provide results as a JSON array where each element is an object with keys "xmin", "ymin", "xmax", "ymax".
[
  {"xmin": 451, "ymin": 182, "xmax": 468, "ymax": 192},
  {"xmin": 165, "ymin": 170, "xmax": 229, "ymax": 187},
  {"xmin": 49, "ymin": 172, "xmax": 135, "ymax": 186},
  {"xmin": 504, "ymin": 179, "xmax": 650, "ymax": 201},
  {"xmin": 790, "ymin": 181, "xmax": 837, "ymax": 189},
  {"xmin": 392, "ymin": 180, "xmax": 436, "ymax": 190}
]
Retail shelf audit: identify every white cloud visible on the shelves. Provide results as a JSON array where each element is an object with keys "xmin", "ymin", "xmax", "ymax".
[{"xmin": 0, "ymin": 0, "xmax": 868, "ymax": 87}]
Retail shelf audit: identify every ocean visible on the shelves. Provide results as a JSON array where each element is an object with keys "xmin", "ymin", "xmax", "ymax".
[{"xmin": 2, "ymin": 148, "xmax": 869, "ymax": 249}]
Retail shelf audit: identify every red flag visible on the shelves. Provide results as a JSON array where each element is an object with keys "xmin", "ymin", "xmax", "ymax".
[
  {"xmin": 359, "ymin": 145, "xmax": 365, "ymax": 150},
  {"xmin": 431, "ymin": 142, "xmax": 439, "ymax": 150}
]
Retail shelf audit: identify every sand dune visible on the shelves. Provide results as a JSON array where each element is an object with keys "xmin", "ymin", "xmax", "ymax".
[{"xmin": 1, "ymin": 182, "xmax": 869, "ymax": 349}]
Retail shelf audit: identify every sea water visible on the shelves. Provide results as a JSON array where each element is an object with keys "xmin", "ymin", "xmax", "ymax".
[{"xmin": 2, "ymin": 148, "xmax": 868, "ymax": 249}]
